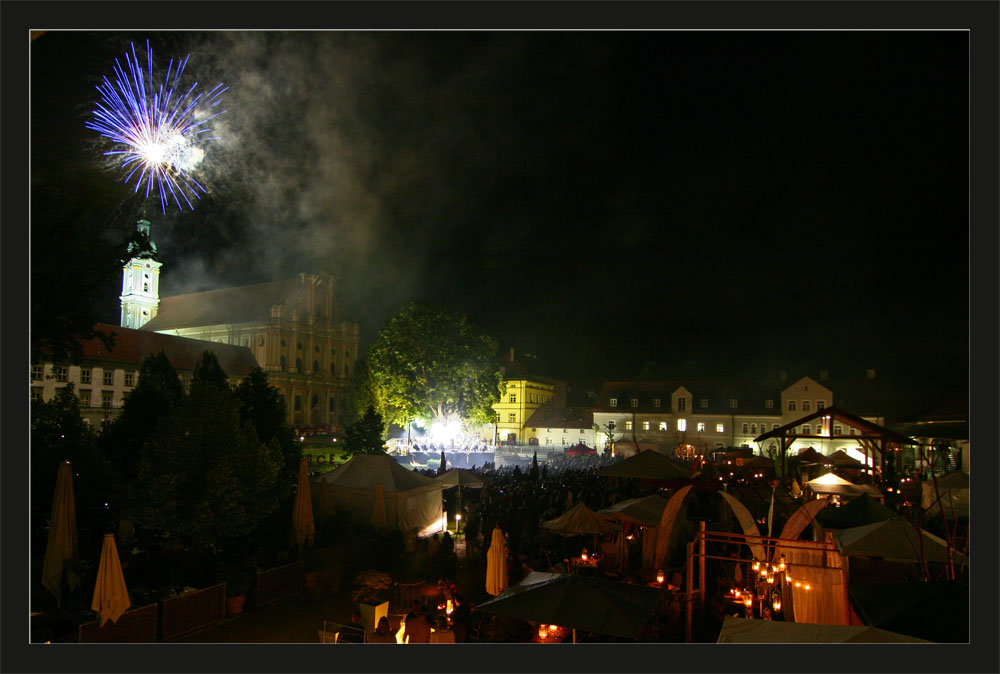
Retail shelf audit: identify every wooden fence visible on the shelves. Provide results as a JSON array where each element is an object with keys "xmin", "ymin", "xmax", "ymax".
[
  {"xmin": 78, "ymin": 603, "xmax": 158, "ymax": 643},
  {"xmin": 160, "ymin": 583, "xmax": 226, "ymax": 641},
  {"xmin": 256, "ymin": 560, "xmax": 304, "ymax": 607}
]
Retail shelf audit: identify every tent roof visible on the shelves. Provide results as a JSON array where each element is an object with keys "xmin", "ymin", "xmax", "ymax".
[
  {"xmin": 598, "ymin": 494, "xmax": 670, "ymax": 527},
  {"xmin": 434, "ymin": 468, "xmax": 485, "ymax": 488},
  {"xmin": 476, "ymin": 573, "xmax": 664, "ymax": 639},
  {"xmin": 596, "ymin": 450, "xmax": 690, "ymax": 480},
  {"xmin": 542, "ymin": 502, "xmax": 622, "ymax": 536},
  {"xmin": 827, "ymin": 449, "xmax": 862, "ymax": 466},
  {"xmin": 815, "ymin": 493, "xmax": 903, "ymax": 529},
  {"xmin": 805, "ymin": 473, "xmax": 882, "ymax": 498},
  {"xmin": 320, "ymin": 454, "xmax": 441, "ymax": 493},
  {"xmin": 833, "ymin": 519, "xmax": 964, "ymax": 564},
  {"xmin": 716, "ymin": 616, "xmax": 931, "ymax": 643}
]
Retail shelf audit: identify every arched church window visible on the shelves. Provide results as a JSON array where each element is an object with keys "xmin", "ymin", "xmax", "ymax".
[
  {"xmin": 314, "ymin": 345, "xmax": 320, "ymax": 353},
  {"xmin": 328, "ymin": 398, "xmax": 335, "ymax": 412},
  {"xmin": 313, "ymin": 360, "xmax": 319, "ymax": 372},
  {"xmin": 295, "ymin": 358, "xmax": 303, "ymax": 371},
  {"xmin": 330, "ymin": 363, "xmax": 336, "ymax": 376},
  {"xmin": 344, "ymin": 364, "xmax": 349, "ymax": 377},
  {"xmin": 312, "ymin": 394, "xmax": 319, "ymax": 407},
  {"xmin": 281, "ymin": 339, "xmax": 287, "ymax": 348},
  {"xmin": 297, "ymin": 342, "xmax": 303, "ymax": 350},
  {"xmin": 294, "ymin": 396, "xmax": 301, "ymax": 411},
  {"xmin": 280, "ymin": 356, "xmax": 286, "ymax": 370},
  {"xmin": 259, "ymin": 337, "xmax": 265, "ymax": 347}
]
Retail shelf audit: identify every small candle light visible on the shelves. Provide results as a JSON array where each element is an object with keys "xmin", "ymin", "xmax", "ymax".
[
  {"xmin": 655, "ymin": 570, "xmax": 665, "ymax": 584},
  {"xmin": 538, "ymin": 624, "xmax": 548, "ymax": 639},
  {"xmin": 785, "ymin": 574, "xmax": 792, "ymax": 583},
  {"xmin": 794, "ymin": 581, "xmax": 802, "ymax": 588},
  {"xmin": 772, "ymin": 594, "xmax": 782, "ymax": 611},
  {"xmin": 804, "ymin": 583, "xmax": 811, "ymax": 591}
]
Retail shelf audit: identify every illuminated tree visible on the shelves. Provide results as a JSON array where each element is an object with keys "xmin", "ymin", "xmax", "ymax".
[{"xmin": 366, "ymin": 302, "xmax": 503, "ymax": 427}]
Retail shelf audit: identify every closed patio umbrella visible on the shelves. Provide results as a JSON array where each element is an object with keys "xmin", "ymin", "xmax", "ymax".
[
  {"xmin": 91, "ymin": 533, "xmax": 130, "ymax": 626},
  {"xmin": 41, "ymin": 461, "xmax": 79, "ymax": 605},
  {"xmin": 292, "ymin": 458, "xmax": 315, "ymax": 547},
  {"xmin": 486, "ymin": 527, "xmax": 508, "ymax": 596}
]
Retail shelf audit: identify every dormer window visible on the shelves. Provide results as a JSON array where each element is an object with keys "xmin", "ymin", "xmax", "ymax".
[
  {"xmin": 676, "ymin": 397, "xmax": 686, "ymax": 412},
  {"xmin": 653, "ymin": 398, "xmax": 661, "ymax": 408},
  {"xmin": 765, "ymin": 399, "xmax": 774, "ymax": 409},
  {"xmin": 729, "ymin": 399, "xmax": 738, "ymax": 408},
  {"xmin": 630, "ymin": 398, "xmax": 638, "ymax": 408},
  {"xmin": 609, "ymin": 398, "xmax": 618, "ymax": 408},
  {"xmin": 700, "ymin": 398, "xmax": 708, "ymax": 408}
]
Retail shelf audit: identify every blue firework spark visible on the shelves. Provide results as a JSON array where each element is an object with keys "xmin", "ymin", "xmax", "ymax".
[{"xmin": 85, "ymin": 40, "xmax": 227, "ymax": 212}]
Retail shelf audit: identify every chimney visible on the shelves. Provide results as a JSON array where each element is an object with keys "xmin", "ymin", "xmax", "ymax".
[{"xmin": 510, "ymin": 348, "xmax": 515, "ymax": 363}]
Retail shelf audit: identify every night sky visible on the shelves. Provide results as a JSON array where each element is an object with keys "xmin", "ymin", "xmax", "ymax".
[{"xmin": 30, "ymin": 30, "xmax": 969, "ymax": 399}]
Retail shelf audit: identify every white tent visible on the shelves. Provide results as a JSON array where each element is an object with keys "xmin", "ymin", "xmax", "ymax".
[
  {"xmin": 805, "ymin": 472, "xmax": 882, "ymax": 500},
  {"xmin": 319, "ymin": 454, "xmax": 444, "ymax": 536},
  {"xmin": 920, "ymin": 471, "xmax": 968, "ymax": 517},
  {"xmin": 833, "ymin": 519, "xmax": 965, "ymax": 565}
]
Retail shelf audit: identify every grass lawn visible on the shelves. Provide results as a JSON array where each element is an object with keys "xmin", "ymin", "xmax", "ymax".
[{"xmin": 299, "ymin": 438, "xmax": 352, "ymax": 474}]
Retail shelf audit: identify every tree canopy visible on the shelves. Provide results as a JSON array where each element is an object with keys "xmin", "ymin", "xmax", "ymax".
[
  {"xmin": 365, "ymin": 302, "xmax": 503, "ymax": 426},
  {"xmin": 343, "ymin": 406, "xmax": 386, "ymax": 455}
]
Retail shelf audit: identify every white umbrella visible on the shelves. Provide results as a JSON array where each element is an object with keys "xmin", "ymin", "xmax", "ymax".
[
  {"xmin": 41, "ymin": 462, "xmax": 79, "ymax": 604},
  {"xmin": 91, "ymin": 533, "xmax": 130, "ymax": 626}
]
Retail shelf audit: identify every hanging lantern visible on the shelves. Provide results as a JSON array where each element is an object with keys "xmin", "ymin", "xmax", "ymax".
[
  {"xmin": 752, "ymin": 561, "xmax": 760, "ymax": 572},
  {"xmin": 656, "ymin": 570, "xmax": 665, "ymax": 585},
  {"xmin": 538, "ymin": 624, "xmax": 549, "ymax": 639},
  {"xmin": 778, "ymin": 554, "xmax": 787, "ymax": 571},
  {"xmin": 767, "ymin": 574, "xmax": 775, "ymax": 584},
  {"xmin": 772, "ymin": 592, "xmax": 782, "ymax": 611}
]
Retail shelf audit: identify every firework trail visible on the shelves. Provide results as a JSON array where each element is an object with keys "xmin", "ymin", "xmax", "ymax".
[{"xmin": 85, "ymin": 40, "xmax": 227, "ymax": 212}]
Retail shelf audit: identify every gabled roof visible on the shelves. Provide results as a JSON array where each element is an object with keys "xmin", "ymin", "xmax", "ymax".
[
  {"xmin": 141, "ymin": 278, "xmax": 307, "ymax": 331},
  {"xmin": 320, "ymin": 454, "xmax": 441, "ymax": 493},
  {"xmin": 594, "ymin": 379, "xmax": 783, "ymax": 414},
  {"xmin": 754, "ymin": 407, "xmax": 917, "ymax": 446},
  {"xmin": 78, "ymin": 324, "xmax": 259, "ymax": 377},
  {"xmin": 524, "ymin": 406, "xmax": 594, "ymax": 429},
  {"xmin": 541, "ymin": 501, "xmax": 622, "ymax": 536}
]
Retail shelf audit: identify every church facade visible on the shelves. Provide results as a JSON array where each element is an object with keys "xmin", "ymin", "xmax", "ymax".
[{"xmin": 130, "ymin": 225, "xmax": 359, "ymax": 429}]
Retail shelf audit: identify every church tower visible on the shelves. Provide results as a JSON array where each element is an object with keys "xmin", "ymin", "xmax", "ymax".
[{"xmin": 120, "ymin": 219, "xmax": 162, "ymax": 329}]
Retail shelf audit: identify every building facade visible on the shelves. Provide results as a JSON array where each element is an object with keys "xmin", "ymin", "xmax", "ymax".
[
  {"xmin": 489, "ymin": 350, "xmax": 567, "ymax": 444},
  {"xmin": 591, "ymin": 376, "xmax": 882, "ymax": 460},
  {"xmin": 30, "ymin": 324, "xmax": 259, "ymax": 427}
]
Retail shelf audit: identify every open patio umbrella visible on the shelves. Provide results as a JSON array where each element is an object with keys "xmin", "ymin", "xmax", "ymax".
[
  {"xmin": 91, "ymin": 533, "xmax": 130, "ymax": 626},
  {"xmin": 41, "ymin": 461, "xmax": 79, "ymax": 604},
  {"xmin": 372, "ymin": 483, "xmax": 387, "ymax": 529},
  {"xmin": 292, "ymin": 458, "xmax": 315, "ymax": 547},
  {"xmin": 476, "ymin": 572, "xmax": 665, "ymax": 641},
  {"xmin": 486, "ymin": 527, "xmax": 508, "ymax": 596}
]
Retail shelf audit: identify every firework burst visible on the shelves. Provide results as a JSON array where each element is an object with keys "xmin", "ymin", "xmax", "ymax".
[{"xmin": 85, "ymin": 40, "xmax": 227, "ymax": 212}]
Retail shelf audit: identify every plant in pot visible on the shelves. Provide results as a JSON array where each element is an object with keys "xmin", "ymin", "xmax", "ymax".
[{"xmin": 220, "ymin": 558, "xmax": 255, "ymax": 617}]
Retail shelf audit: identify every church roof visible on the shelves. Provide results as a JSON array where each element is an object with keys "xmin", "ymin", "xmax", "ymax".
[
  {"xmin": 81, "ymin": 324, "xmax": 259, "ymax": 376},
  {"xmin": 141, "ymin": 278, "xmax": 305, "ymax": 331}
]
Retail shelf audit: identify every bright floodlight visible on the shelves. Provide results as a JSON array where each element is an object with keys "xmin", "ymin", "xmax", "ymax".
[{"xmin": 428, "ymin": 419, "xmax": 462, "ymax": 444}]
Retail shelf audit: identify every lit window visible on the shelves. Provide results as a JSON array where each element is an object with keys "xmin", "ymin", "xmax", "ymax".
[
  {"xmin": 55, "ymin": 366, "xmax": 68, "ymax": 383},
  {"xmin": 510, "ymin": 394, "xmax": 517, "ymax": 404},
  {"xmin": 509, "ymin": 413, "xmax": 516, "ymax": 423},
  {"xmin": 609, "ymin": 398, "xmax": 617, "ymax": 407},
  {"xmin": 124, "ymin": 373, "xmax": 135, "ymax": 387},
  {"xmin": 742, "ymin": 423, "xmax": 749, "ymax": 434},
  {"xmin": 834, "ymin": 425, "xmax": 842, "ymax": 435},
  {"xmin": 788, "ymin": 400, "xmax": 796, "ymax": 411},
  {"xmin": 697, "ymin": 422, "xmax": 705, "ymax": 432},
  {"xmin": 677, "ymin": 419, "xmax": 687, "ymax": 432},
  {"xmin": 817, "ymin": 400, "xmax": 826, "ymax": 410},
  {"xmin": 31, "ymin": 365, "xmax": 42, "ymax": 380},
  {"xmin": 659, "ymin": 422, "xmax": 668, "ymax": 431},
  {"xmin": 802, "ymin": 424, "xmax": 811, "ymax": 434},
  {"xmin": 103, "ymin": 371, "xmax": 113, "ymax": 385},
  {"xmin": 729, "ymin": 399, "xmax": 738, "ymax": 408},
  {"xmin": 773, "ymin": 424, "xmax": 779, "ymax": 430},
  {"xmin": 716, "ymin": 423, "xmax": 724, "ymax": 433},
  {"xmin": 677, "ymin": 398, "xmax": 687, "ymax": 412},
  {"xmin": 625, "ymin": 421, "xmax": 633, "ymax": 431},
  {"xmin": 631, "ymin": 398, "xmax": 638, "ymax": 408},
  {"xmin": 802, "ymin": 401, "xmax": 811, "ymax": 412},
  {"xmin": 765, "ymin": 399, "xmax": 773, "ymax": 409},
  {"xmin": 653, "ymin": 398, "xmax": 661, "ymax": 408},
  {"xmin": 81, "ymin": 368, "xmax": 92, "ymax": 384},
  {"xmin": 642, "ymin": 421, "xmax": 650, "ymax": 431}
]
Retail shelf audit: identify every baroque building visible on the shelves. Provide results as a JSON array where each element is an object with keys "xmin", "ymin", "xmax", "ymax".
[{"xmin": 123, "ymin": 222, "xmax": 359, "ymax": 429}]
